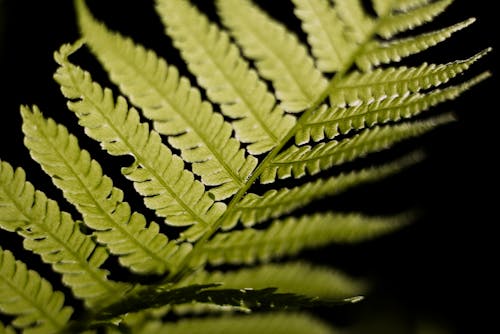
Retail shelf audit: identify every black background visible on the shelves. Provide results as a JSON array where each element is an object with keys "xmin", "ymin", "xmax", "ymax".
[{"xmin": 0, "ymin": 1, "xmax": 498, "ymax": 333}]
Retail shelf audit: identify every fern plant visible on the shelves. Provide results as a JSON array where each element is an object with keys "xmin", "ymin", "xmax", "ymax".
[{"xmin": 0, "ymin": 0, "xmax": 491, "ymax": 333}]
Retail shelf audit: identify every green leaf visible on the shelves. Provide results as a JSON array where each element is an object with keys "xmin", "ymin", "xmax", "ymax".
[
  {"xmin": 196, "ymin": 212, "xmax": 408, "ymax": 266},
  {"xmin": 64, "ymin": 284, "xmax": 352, "ymax": 332},
  {"xmin": 299, "ymin": 72, "xmax": 490, "ymax": 144},
  {"xmin": 0, "ymin": 246, "xmax": 73, "ymax": 334},
  {"xmin": 330, "ymin": 49, "xmax": 491, "ymax": 107},
  {"xmin": 262, "ymin": 115, "xmax": 452, "ymax": 183},
  {"xmin": 0, "ymin": 160, "xmax": 130, "ymax": 307},
  {"xmin": 21, "ymin": 106, "xmax": 190, "ymax": 275},
  {"xmin": 217, "ymin": 0, "xmax": 327, "ymax": 112},
  {"xmin": 356, "ymin": 18, "xmax": 476, "ymax": 71},
  {"xmin": 222, "ymin": 152, "xmax": 421, "ymax": 229},
  {"xmin": 0, "ymin": 0, "xmax": 492, "ymax": 331},
  {"xmin": 75, "ymin": 0, "xmax": 258, "ymax": 200},
  {"xmin": 181, "ymin": 262, "xmax": 367, "ymax": 300},
  {"xmin": 53, "ymin": 43, "xmax": 226, "ymax": 242},
  {"xmin": 155, "ymin": 0, "xmax": 296, "ymax": 154}
]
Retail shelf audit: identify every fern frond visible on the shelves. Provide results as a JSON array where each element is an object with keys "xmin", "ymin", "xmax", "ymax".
[
  {"xmin": 330, "ymin": 50, "xmax": 491, "ymax": 107},
  {"xmin": 53, "ymin": 43, "xmax": 226, "ymax": 242},
  {"xmin": 291, "ymin": 0, "xmax": 355, "ymax": 72},
  {"xmin": 299, "ymin": 72, "xmax": 490, "ymax": 144},
  {"xmin": 376, "ymin": 0, "xmax": 453, "ymax": 39},
  {"xmin": 21, "ymin": 106, "xmax": 189, "ymax": 275},
  {"xmin": 223, "ymin": 153, "xmax": 421, "ymax": 229},
  {"xmin": 136, "ymin": 312, "xmax": 337, "ymax": 334},
  {"xmin": 155, "ymin": 0, "xmax": 296, "ymax": 154},
  {"xmin": 0, "ymin": 0, "xmax": 491, "ymax": 332},
  {"xmin": 262, "ymin": 115, "xmax": 451, "ymax": 183},
  {"xmin": 0, "ymin": 247, "xmax": 73, "ymax": 334},
  {"xmin": 0, "ymin": 161, "xmax": 129, "ymax": 307},
  {"xmin": 216, "ymin": 0, "xmax": 327, "ymax": 112},
  {"xmin": 356, "ymin": 18, "xmax": 476, "ymax": 71},
  {"xmin": 82, "ymin": 284, "xmax": 344, "ymax": 329},
  {"xmin": 291, "ymin": 0, "xmax": 466, "ymax": 80},
  {"xmin": 75, "ymin": 0, "xmax": 257, "ymax": 200},
  {"xmin": 182, "ymin": 262, "xmax": 366, "ymax": 300},
  {"xmin": 196, "ymin": 212, "xmax": 407, "ymax": 266}
]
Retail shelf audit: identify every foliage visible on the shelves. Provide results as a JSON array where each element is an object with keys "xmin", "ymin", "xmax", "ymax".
[{"xmin": 0, "ymin": 0, "xmax": 490, "ymax": 332}]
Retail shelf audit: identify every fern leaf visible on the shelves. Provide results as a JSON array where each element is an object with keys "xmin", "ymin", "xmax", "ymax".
[
  {"xmin": 196, "ymin": 212, "xmax": 407, "ymax": 266},
  {"xmin": 223, "ymin": 153, "xmax": 421, "ymax": 229},
  {"xmin": 291, "ymin": 0, "xmax": 356, "ymax": 72},
  {"xmin": 216, "ymin": 0, "xmax": 327, "ymax": 112},
  {"xmin": 356, "ymin": 18, "xmax": 476, "ymax": 71},
  {"xmin": 299, "ymin": 72, "xmax": 490, "ymax": 144},
  {"xmin": 21, "ymin": 106, "xmax": 189, "ymax": 275},
  {"xmin": 136, "ymin": 312, "xmax": 337, "ymax": 334},
  {"xmin": 181, "ymin": 262, "xmax": 366, "ymax": 300},
  {"xmin": 0, "ymin": 246, "xmax": 73, "ymax": 334},
  {"xmin": 294, "ymin": 0, "xmax": 450, "ymax": 72},
  {"xmin": 262, "ymin": 115, "xmax": 451, "ymax": 183},
  {"xmin": 53, "ymin": 43, "xmax": 226, "ymax": 242},
  {"xmin": 155, "ymin": 0, "xmax": 296, "ymax": 154},
  {"xmin": 330, "ymin": 49, "xmax": 490, "ymax": 107},
  {"xmin": 62, "ymin": 284, "xmax": 215, "ymax": 332},
  {"xmin": 376, "ymin": 0, "xmax": 453, "ymax": 39},
  {"xmin": 75, "ymin": 0, "xmax": 257, "ymax": 200},
  {"xmin": 0, "ymin": 161, "xmax": 129, "ymax": 307},
  {"xmin": 83, "ymin": 284, "xmax": 344, "ymax": 328}
]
